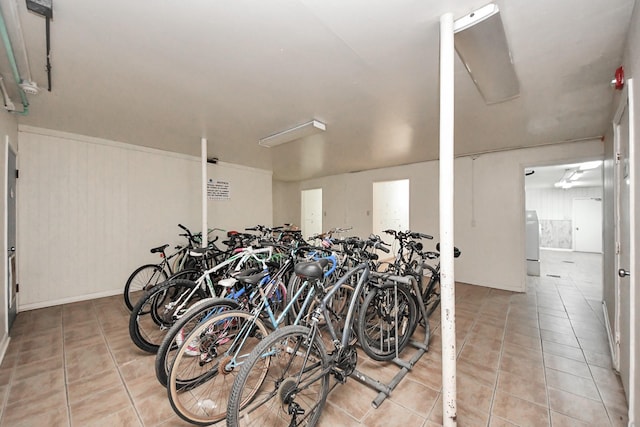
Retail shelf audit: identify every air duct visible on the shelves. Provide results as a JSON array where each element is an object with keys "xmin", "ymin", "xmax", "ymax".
[{"xmin": 0, "ymin": 3, "xmax": 29, "ymax": 114}]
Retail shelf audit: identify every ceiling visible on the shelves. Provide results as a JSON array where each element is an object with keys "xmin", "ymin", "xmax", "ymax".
[{"xmin": 0, "ymin": 0, "xmax": 635, "ymax": 181}]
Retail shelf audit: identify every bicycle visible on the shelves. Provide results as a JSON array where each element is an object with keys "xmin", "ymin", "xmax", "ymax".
[
  {"xmin": 226, "ymin": 255, "xmax": 415, "ymax": 427},
  {"xmin": 164, "ymin": 252, "xmax": 339, "ymax": 425},
  {"xmin": 128, "ymin": 245, "xmax": 274, "ymax": 353},
  {"xmin": 123, "ymin": 223, "xmax": 208, "ymax": 311}
]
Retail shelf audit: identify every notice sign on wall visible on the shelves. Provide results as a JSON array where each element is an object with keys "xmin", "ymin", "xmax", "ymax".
[{"xmin": 208, "ymin": 179, "xmax": 231, "ymax": 200}]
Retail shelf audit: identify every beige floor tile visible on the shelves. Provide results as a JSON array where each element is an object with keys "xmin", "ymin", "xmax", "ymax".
[
  {"xmin": 67, "ymin": 366, "xmax": 123, "ymax": 405},
  {"xmin": 542, "ymin": 340, "xmax": 585, "ymax": 362},
  {"xmin": 491, "ymin": 391, "xmax": 550, "ymax": 426},
  {"xmin": 497, "ymin": 370, "xmax": 547, "ymax": 406},
  {"xmin": 318, "ymin": 401, "xmax": 361, "ymax": 427},
  {"xmin": 548, "ymin": 387, "xmax": 610, "ymax": 425},
  {"xmin": 500, "ymin": 351, "xmax": 545, "ymax": 383},
  {"xmin": 69, "ymin": 385, "xmax": 133, "ymax": 425},
  {"xmin": 65, "ymin": 341, "xmax": 116, "ymax": 383},
  {"xmin": 388, "ymin": 378, "xmax": 438, "ymax": 417},
  {"xmin": 1, "ymin": 405, "xmax": 69, "ymax": 427},
  {"xmin": 544, "ymin": 353, "xmax": 591, "ymax": 379},
  {"xmin": 327, "ymin": 377, "xmax": 377, "ymax": 421},
  {"xmin": 545, "ymin": 368, "xmax": 600, "ymax": 400},
  {"xmin": 550, "ymin": 410, "xmax": 590, "ymax": 426},
  {"xmin": 361, "ymin": 398, "xmax": 425, "ymax": 427},
  {"xmin": 2, "ymin": 389, "xmax": 67, "ymax": 425}
]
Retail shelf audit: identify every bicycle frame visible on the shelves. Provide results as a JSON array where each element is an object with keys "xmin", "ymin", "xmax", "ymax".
[
  {"xmin": 162, "ymin": 246, "xmax": 274, "ymax": 324},
  {"xmin": 207, "ymin": 255, "xmax": 338, "ymax": 373}
]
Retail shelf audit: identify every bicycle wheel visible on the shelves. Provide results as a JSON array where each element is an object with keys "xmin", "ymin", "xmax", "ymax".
[
  {"xmin": 129, "ymin": 279, "xmax": 204, "ymax": 353},
  {"xmin": 167, "ymin": 310, "xmax": 269, "ymax": 426},
  {"xmin": 155, "ymin": 297, "xmax": 241, "ymax": 387},
  {"xmin": 168, "ymin": 268, "xmax": 202, "ymax": 282},
  {"xmin": 123, "ymin": 264, "xmax": 168, "ymax": 311},
  {"xmin": 356, "ymin": 282, "xmax": 417, "ymax": 361},
  {"xmin": 227, "ymin": 325, "xmax": 330, "ymax": 427},
  {"xmin": 423, "ymin": 275, "xmax": 441, "ymax": 317}
]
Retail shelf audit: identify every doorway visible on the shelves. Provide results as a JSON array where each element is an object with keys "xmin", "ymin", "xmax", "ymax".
[
  {"xmin": 6, "ymin": 140, "xmax": 17, "ymax": 332},
  {"xmin": 301, "ymin": 188, "xmax": 322, "ymax": 240},
  {"xmin": 573, "ymin": 197, "xmax": 603, "ymax": 253},
  {"xmin": 372, "ymin": 179, "xmax": 409, "ymax": 238},
  {"xmin": 612, "ymin": 80, "xmax": 632, "ymax": 401}
]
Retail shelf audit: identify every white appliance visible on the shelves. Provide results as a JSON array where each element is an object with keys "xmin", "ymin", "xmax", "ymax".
[{"xmin": 526, "ymin": 210, "xmax": 540, "ymax": 276}]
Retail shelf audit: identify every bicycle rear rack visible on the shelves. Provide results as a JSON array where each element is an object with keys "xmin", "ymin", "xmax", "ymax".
[{"xmin": 349, "ymin": 271, "xmax": 431, "ymax": 409}]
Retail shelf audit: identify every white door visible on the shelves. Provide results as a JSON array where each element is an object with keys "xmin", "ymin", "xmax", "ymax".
[
  {"xmin": 372, "ymin": 180, "xmax": 409, "ymax": 238},
  {"xmin": 6, "ymin": 141, "xmax": 17, "ymax": 332},
  {"xmin": 613, "ymin": 81, "xmax": 633, "ymax": 405},
  {"xmin": 301, "ymin": 188, "xmax": 322, "ymax": 241},
  {"xmin": 573, "ymin": 198, "xmax": 602, "ymax": 253}
]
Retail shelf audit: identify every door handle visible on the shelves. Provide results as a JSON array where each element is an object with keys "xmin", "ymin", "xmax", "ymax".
[
  {"xmin": 619, "ymin": 269, "xmax": 630, "ymax": 278},
  {"xmin": 9, "ymin": 247, "xmax": 15, "ymax": 252}
]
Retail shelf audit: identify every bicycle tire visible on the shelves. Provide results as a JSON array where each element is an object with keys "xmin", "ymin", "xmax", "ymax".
[
  {"xmin": 356, "ymin": 282, "xmax": 418, "ymax": 361},
  {"xmin": 424, "ymin": 278, "xmax": 441, "ymax": 317},
  {"xmin": 227, "ymin": 325, "xmax": 329, "ymax": 427},
  {"xmin": 129, "ymin": 279, "xmax": 204, "ymax": 353},
  {"xmin": 167, "ymin": 268, "xmax": 202, "ymax": 282},
  {"xmin": 155, "ymin": 297, "xmax": 241, "ymax": 386},
  {"xmin": 167, "ymin": 310, "xmax": 269, "ymax": 426},
  {"xmin": 123, "ymin": 264, "xmax": 169, "ymax": 311}
]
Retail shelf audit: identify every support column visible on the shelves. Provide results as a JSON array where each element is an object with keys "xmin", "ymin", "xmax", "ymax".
[
  {"xmin": 439, "ymin": 12, "xmax": 457, "ymax": 427},
  {"xmin": 201, "ymin": 137, "xmax": 208, "ymax": 248}
]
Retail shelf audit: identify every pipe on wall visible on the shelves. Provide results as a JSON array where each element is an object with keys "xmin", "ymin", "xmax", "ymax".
[{"xmin": 0, "ymin": 3, "xmax": 29, "ymax": 115}]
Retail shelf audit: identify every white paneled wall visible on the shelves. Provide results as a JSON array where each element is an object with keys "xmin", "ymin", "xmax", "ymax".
[
  {"xmin": 17, "ymin": 128, "xmax": 271, "ymax": 309},
  {"xmin": 526, "ymin": 187, "xmax": 602, "ymax": 249},
  {"xmin": 526, "ymin": 187, "xmax": 602, "ymax": 220}
]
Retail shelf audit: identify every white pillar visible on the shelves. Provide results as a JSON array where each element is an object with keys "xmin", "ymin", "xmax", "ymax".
[
  {"xmin": 201, "ymin": 137, "xmax": 208, "ymax": 248},
  {"xmin": 439, "ymin": 12, "xmax": 457, "ymax": 427}
]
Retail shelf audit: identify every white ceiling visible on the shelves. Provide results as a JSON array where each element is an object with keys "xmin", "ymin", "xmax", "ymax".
[{"xmin": 0, "ymin": 0, "xmax": 635, "ymax": 181}]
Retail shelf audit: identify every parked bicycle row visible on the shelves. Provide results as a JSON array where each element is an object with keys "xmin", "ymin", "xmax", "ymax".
[{"xmin": 123, "ymin": 224, "xmax": 460, "ymax": 426}]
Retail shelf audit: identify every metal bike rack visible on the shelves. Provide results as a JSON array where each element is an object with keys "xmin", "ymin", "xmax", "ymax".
[{"xmin": 350, "ymin": 272, "xmax": 431, "ymax": 408}]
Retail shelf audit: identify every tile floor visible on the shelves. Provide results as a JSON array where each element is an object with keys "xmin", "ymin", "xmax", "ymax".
[{"xmin": 0, "ymin": 249, "xmax": 629, "ymax": 426}]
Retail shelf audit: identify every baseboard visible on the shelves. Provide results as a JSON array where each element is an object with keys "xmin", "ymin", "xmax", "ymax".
[
  {"xmin": 602, "ymin": 300, "xmax": 619, "ymax": 371},
  {"xmin": 18, "ymin": 289, "xmax": 122, "ymax": 312},
  {"xmin": 0, "ymin": 333, "xmax": 10, "ymax": 366}
]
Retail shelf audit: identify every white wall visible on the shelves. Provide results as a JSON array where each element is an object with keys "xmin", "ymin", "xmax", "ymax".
[
  {"xmin": 274, "ymin": 140, "xmax": 604, "ymax": 292},
  {"xmin": 17, "ymin": 127, "xmax": 272, "ymax": 309},
  {"xmin": 526, "ymin": 186, "xmax": 602, "ymax": 249},
  {"xmin": 0, "ymin": 111, "xmax": 17, "ymax": 362}
]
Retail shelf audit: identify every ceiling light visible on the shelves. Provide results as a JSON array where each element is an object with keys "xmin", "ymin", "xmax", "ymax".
[
  {"xmin": 258, "ymin": 120, "xmax": 326, "ymax": 148},
  {"xmin": 569, "ymin": 170, "xmax": 583, "ymax": 181},
  {"xmin": 579, "ymin": 160, "xmax": 602, "ymax": 171},
  {"xmin": 454, "ymin": 3, "xmax": 519, "ymax": 104}
]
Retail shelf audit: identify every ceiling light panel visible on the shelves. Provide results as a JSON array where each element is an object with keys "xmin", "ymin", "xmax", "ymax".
[
  {"xmin": 454, "ymin": 4, "xmax": 519, "ymax": 104},
  {"xmin": 258, "ymin": 120, "xmax": 326, "ymax": 148}
]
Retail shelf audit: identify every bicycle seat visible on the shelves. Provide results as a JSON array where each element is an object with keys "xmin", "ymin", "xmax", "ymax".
[
  {"xmin": 435, "ymin": 243, "xmax": 461, "ymax": 258},
  {"xmin": 294, "ymin": 259, "xmax": 330, "ymax": 280},
  {"xmin": 150, "ymin": 244, "xmax": 169, "ymax": 254},
  {"xmin": 235, "ymin": 269, "xmax": 269, "ymax": 285}
]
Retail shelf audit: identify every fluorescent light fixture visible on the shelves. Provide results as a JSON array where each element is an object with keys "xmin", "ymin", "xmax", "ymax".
[
  {"xmin": 258, "ymin": 120, "xmax": 326, "ymax": 148},
  {"xmin": 569, "ymin": 170, "xmax": 583, "ymax": 181},
  {"xmin": 454, "ymin": 3, "xmax": 519, "ymax": 104},
  {"xmin": 579, "ymin": 160, "xmax": 602, "ymax": 171}
]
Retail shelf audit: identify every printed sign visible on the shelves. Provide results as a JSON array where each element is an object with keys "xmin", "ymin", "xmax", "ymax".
[{"xmin": 208, "ymin": 179, "xmax": 230, "ymax": 200}]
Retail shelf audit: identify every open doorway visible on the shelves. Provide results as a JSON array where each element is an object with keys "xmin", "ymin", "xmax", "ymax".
[{"xmin": 524, "ymin": 160, "xmax": 604, "ymax": 294}]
